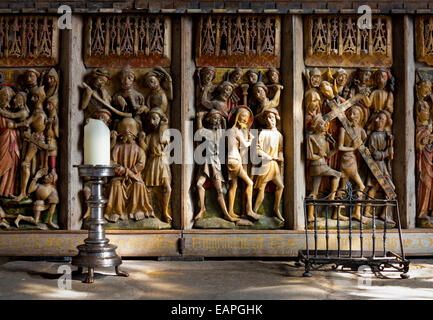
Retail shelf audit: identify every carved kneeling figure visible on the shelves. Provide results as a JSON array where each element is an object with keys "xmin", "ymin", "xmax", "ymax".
[{"xmin": 15, "ymin": 168, "xmax": 59, "ymax": 229}]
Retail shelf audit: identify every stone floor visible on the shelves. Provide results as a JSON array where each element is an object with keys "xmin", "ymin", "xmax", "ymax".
[{"xmin": 0, "ymin": 257, "xmax": 433, "ymax": 300}]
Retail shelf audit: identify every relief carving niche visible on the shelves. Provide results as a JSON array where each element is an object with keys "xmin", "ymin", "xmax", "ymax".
[
  {"xmin": 0, "ymin": 15, "xmax": 61, "ymax": 230},
  {"xmin": 80, "ymin": 15, "xmax": 174, "ymax": 230},
  {"xmin": 192, "ymin": 14, "xmax": 285, "ymax": 230},
  {"xmin": 303, "ymin": 14, "xmax": 397, "ymax": 230}
]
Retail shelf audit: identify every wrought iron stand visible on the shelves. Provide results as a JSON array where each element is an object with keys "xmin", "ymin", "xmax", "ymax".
[
  {"xmin": 298, "ymin": 183, "xmax": 410, "ymax": 279},
  {"xmin": 72, "ymin": 165, "xmax": 129, "ymax": 283}
]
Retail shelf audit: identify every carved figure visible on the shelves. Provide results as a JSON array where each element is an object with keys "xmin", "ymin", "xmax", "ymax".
[
  {"xmin": 195, "ymin": 109, "xmax": 238, "ymax": 222},
  {"xmin": 306, "ymin": 114, "xmax": 341, "ymax": 222},
  {"xmin": 141, "ymin": 108, "xmax": 172, "ymax": 223},
  {"xmin": 143, "ymin": 67, "xmax": 173, "ymax": 114},
  {"xmin": 105, "ymin": 117, "xmax": 154, "ymax": 222},
  {"xmin": 14, "ymin": 168, "xmax": 59, "ymax": 229},
  {"xmin": 253, "ymin": 108, "xmax": 284, "ymax": 221},
  {"xmin": 227, "ymin": 107, "xmax": 261, "ymax": 221}
]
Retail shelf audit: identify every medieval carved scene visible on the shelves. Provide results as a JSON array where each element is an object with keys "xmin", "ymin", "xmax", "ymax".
[
  {"xmin": 192, "ymin": 63, "xmax": 284, "ymax": 229},
  {"xmin": 0, "ymin": 68, "xmax": 60, "ymax": 230},
  {"xmin": 304, "ymin": 66, "xmax": 396, "ymax": 229},
  {"xmin": 80, "ymin": 66, "xmax": 173, "ymax": 230}
]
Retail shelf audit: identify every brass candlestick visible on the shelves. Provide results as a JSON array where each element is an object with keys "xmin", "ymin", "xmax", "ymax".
[{"xmin": 72, "ymin": 165, "xmax": 129, "ymax": 283}]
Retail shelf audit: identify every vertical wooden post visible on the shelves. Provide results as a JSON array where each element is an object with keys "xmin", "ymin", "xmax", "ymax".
[
  {"xmin": 59, "ymin": 15, "xmax": 87, "ymax": 230},
  {"xmin": 172, "ymin": 15, "xmax": 195, "ymax": 229},
  {"xmin": 281, "ymin": 14, "xmax": 305, "ymax": 230},
  {"xmin": 392, "ymin": 15, "xmax": 416, "ymax": 229}
]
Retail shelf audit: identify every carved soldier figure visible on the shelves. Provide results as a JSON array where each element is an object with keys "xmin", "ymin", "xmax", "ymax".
[
  {"xmin": 253, "ymin": 108, "xmax": 284, "ymax": 221},
  {"xmin": 252, "ymin": 81, "xmax": 283, "ymax": 120},
  {"xmin": 350, "ymin": 67, "xmax": 372, "ymax": 126},
  {"xmin": 43, "ymin": 68, "xmax": 59, "ymax": 100},
  {"xmin": 143, "ymin": 67, "xmax": 173, "ymax": 114},
  {"xmin": 141, "ymin": 108, "xmax": 172, "ymax": 223},
  {"xmin": 364, "ymin": 69, "xmax": 394, "ymax": 133},
  {"xmin": 328, "ymin": 68, "xmax": 349, "ymax": 98},
  {"xmin": 105, "ymin": 117, "xmax": 154, "ymax": 222},
  {"xmin": 195, "ymin": 109, "xmax": 238, "ymax": 222},
  {"xmin": 305, "ymin": 90, "xmax": 322, "ymax": 130},
  {"xmin": 13, "ymin": 86, "xmax": 53, "ymax": 201},
  {"xmin": 304, "ymin": 68, "xmax": 322, "ymax": 97},
  {"xmin": 14, "ymin": 168, "xmax": 59, "ymax": 229},
  {"xmin": 22, "ymin": 69, "xmax": 40, "ymax": 93},
  {"xmin": 227, "ymin": 107, "xmax": 261, "ymax": 221},
  {"xmin": 200, "ymin": 81, "xmax": 234, "ymax": 119},
  {"xmin": 415, "ymin": 80, "xmax": 433, "ymax": 227},
  {"xmin": 228, "ymin": 67, "xmax": 243, "ymax": 109},
  {"xmin": 81, "ymin": 68, "xmax": 113, "ymax": 121},
  {"xmin": 113, "ymin": 66, "xmax": 148, "ymax": 120},
  {"xmin": 364, "ymin": 111, "xmax": 395, "ymax": 222},
  {"xmin": 306, "ymin": 114, "xmax": 341, "ymax": 222},
  {"xmin": 197, "ymin": 66, "xmax": 217, "ymax": 113},
  {"xmin": 266, "ymin": 68, "xmax": 281, "ymax": 99}
]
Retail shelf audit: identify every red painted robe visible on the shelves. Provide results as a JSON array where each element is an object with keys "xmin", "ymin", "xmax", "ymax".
[
  {"xmin": 0, "ymin": 114, "xmax": 19, "ymax": 197},
  {"xmin": 416, "ymin": 125, "xmax": 433, "ymax": 216}
]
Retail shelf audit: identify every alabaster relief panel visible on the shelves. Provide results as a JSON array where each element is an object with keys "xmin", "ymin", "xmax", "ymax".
[
  {"xmin": 304, "ymin": 67, "xmax": 396, "ymax": 229},
  {"xmin": 0, "ymin": 16, "xmax": 59, "ymax": 67},
  {"xmin": 192, "ymin": 66, "xmax": 285, "ymax": 229},
  {"xmin": 415, "ymin": 69, "xmax": 433, "ymax": 228},
  {"xmin": 196, "ymin": 15, "xmax": 280, "ymax": 68},
  {"xmin": 84, "ymin": 15, "xmax": 171, "ymax": 68},
  {"xmin": 80, "ymin": 67, "xmax": 173, "ymax": 230},
  {"xmin": 0, "ymin": 68, "xmax": 61, "ymax": 230},
  {"xmin": 304, "ymin": 15, "xmax": 392, "ymax": 68}
]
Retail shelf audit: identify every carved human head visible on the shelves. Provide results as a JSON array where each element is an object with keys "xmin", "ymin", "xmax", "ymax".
[
  {"xmin": 374, "ymin": 110, "xmax": 392, "ymax": 131},
  {"xmin": 311, "ymin": 114, "xmax": 328, "ymax": 134},
  {"xmin": 148, "ymin": 107, "xmax": 167, "ymax": 130},
  {"xmin": 235, "ymin": 107, "xmax": 252, "ymax": 128},
  {"xmin": 310, "ymin": 68, "xmax": 322, "ymax": 88},
  {"xmin": 0, "ymin": 86, "xmax": 15, "ymax": 107},
  {"xmin": 117, "ymin": 117, "xmax": 139, "ymax": 143},
  {"xmin": 205, "ymin": 109, "xmax": 223, "ymax": 129},
  {"xmin": 229, "ymin": 68, "xmax": 243, "ymax": 84},
  {"xmin": 46, "ymin": 96, "xmax": 58, "ymax": 114},
  {"xmin": 25, "ymin": 69, "xmax": 40, "ymax": 88},
  {"xmin": 374, "ymin": 69, "xmax": 391, "ymax": 89},
  {"xmin": 246, "ymin": 69, "xmax": 259, "ymax": 85},
  {"xmin": 217, "ymin": 81, "xmax": 234, "ymax": 100},
  {"xmin": 200, "ymin": 66, "xmax": 216, "ymax": 85},
  {"xmin": 335, "ymin": 68, "xmax": 348, "ymax": 87},
  {"xmin": 263, "ymin": 108, "xmax": 280, "ymax": 129},
  {"xmin": 93, "ymin": 108, "xmax": 112, "ymax": 127},
  {"xmin": 43, "ymin": 170, "xmax": 58, "ymax": 185},
  {"xmin": 45, "ymin": 68, "xmax": 59, "ymax": 88},
  {"xmin": 417, "ymin": 80, "xmax": 432, "ymax": 100},
  {"xmin": 252, "ymin": 82, "xmax": 268, "ymax": 103},
  {"xmin": 120, "ymin": 67, "xmax": 135, "ymax": 89},
  {"xmin": 347, "ymin": 106, "xmax": 363, "ymax": 125},
  {"xmin": 144, "ymin": 71, "xmax": 162, "ymax": 90},
  {"xmin": 91, "ymin": 68, "xmax": 110, "ymax": 89},
  {"xmin": 267, "ymin": 68, "xmax": 280, "ymax": 84},
  {"xmin": 13, "ymin": 91, "xmax": 27, "ymax": 108},
  {"xmin": 305, "ymin": 90, "xmax": 321, "ymax": 113},
  {"xmin": 30, "ymin": 86, "xmax": 46, "ymax": 107},
  {"xmin": 319, "ymin": 81, "xmax": 334, "ymax": 100},
  {"xmin": 358, "ymin": 67, "xmax": 372, "ymax": 84}
]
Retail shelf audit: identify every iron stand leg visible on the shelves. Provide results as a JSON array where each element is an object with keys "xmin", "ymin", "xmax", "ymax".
[
  {"xmin": 115, "ymin": 266, "xmax": 129, "ymax": 277},
  {"xmin": 84, "ymin": 267, "xmax": 94, "ymax": 284}
]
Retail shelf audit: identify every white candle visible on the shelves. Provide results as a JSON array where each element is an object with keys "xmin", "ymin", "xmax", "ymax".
[{"xmin": 84, "ymin": 118, "xmax": 111, "ymax": 165}]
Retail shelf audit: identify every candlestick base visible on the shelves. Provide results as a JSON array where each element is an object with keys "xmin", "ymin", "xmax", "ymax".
[{"xmin": 72, "ymin": 165, "xmax": 129, "ymax": 284}]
